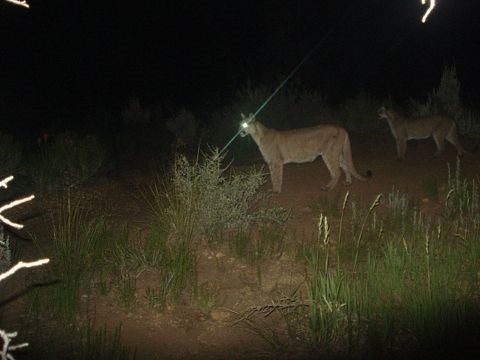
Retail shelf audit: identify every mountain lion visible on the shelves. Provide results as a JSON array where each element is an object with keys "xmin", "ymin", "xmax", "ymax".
[
  {"xmin": 239, "ymin": 114, "xmax": 370, "ymax": 192},
  {"xmin": 377, "ymin": 106, "xmax": 467, "ymax": 159}
]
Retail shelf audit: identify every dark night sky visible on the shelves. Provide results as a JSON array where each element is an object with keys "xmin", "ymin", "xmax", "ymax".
[{"xmin": 1, "ymin": 0, "xmax": 479, "ymax": 134}]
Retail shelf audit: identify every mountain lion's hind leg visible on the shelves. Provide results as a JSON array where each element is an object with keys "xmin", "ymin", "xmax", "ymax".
[
  {"xmin": 446, "ymin": 128, "xmax": 467, "ymax": 155},
  {"xmin": 339, "ymin": 154, "xmax": 352, "ymax": 185},
  {"xmin": 321, "ymin": 156, "xmax": 341, "ymax": 191},
  {"xmin": 432, "ymin": 133, "xmax": 446, "ymax": 158}
]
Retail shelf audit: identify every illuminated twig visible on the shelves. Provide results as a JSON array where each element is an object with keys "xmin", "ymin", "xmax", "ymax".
[
  {"xmin": 0, "ymin": 259, "xmax": 50, "ymax": 282},
  {"xmin": 420, "ymin": 0, "xmax": 436, "ymax": 23},
  {"xmin": 0, "ymin": 176, "xmax": 35, "ymax": 229},
  {"xmin": 0, "ymin": 330, "xmax": 29, "ymax": 360},
  {"xmin": 0, "ymin": 195, "xmax": 35, "ymax": 229},
  {"xmin": 0, "ymin": 259, "xmax": 49, "ymax": 359},
  {"xmin": 0, "ymin": 176, "xmax": 44, "ymax": 359},
  {"xmin": 4, "ymin": 0, "xmax": 29, "ymax": 8},
  {"xmin": 0, "ymin": 176, "xmax": 13, "ymax": 189}
]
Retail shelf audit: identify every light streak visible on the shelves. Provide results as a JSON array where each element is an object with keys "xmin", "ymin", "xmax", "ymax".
[
  {"xmin": 420, "ymin": 0, "xmax": 436, "ymax": 23},
  {"xmin": 4, "ymin": 0, "xmax": 30, "ymax": 8}
]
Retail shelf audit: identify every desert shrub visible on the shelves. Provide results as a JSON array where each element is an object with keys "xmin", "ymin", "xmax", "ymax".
[
  {"xmin": 408, "ymin": 96, "xmax": 434, "ymax": 117},
  {"xmin": 0, "ymin": 132, "xmax": 22, "ymax": 177},
  {"xmin": 30, "ymin": 133, "xmax": 106, "ymax": 193},
  {"xmin": 455, "ymin": 109, "xmax": 480, "ymax": 137},
  {"xmin": 146, "ymin": 149, "xmax": 287, "ymax": 241},
  {"xmin": 121, "ymin": 97, "xmax": 151, "ymax": 125},
  {"xmin": 433, "ymin": 65, "xmax": 461, "ymax": 116},
  {"xmin": 165, "ymin": 108, "xmax": 200, "ymax": 147},
  {"xmin": 410, "ymin": 66, "xmax": 461, "ymax": 118},
  {"xmin": 407, "ymin": 66, "xmax": 480, "ymax": 138},
  {"xmin": 336, "ymin": 92, "xmax": 383, "ymax": 134}
]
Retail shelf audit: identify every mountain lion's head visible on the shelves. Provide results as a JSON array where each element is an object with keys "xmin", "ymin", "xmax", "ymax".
[
  {"xmin": 377, "ymin": 106, "xmax": 396, "ymax": 120},
  {"xmin": 239, "ymin": 113, "xmax": 257, "ymax": 137}
]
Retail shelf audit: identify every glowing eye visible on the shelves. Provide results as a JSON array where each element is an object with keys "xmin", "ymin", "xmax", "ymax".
[{"xmin": 241, "ymin": 122, "xmax": 249, "ymax": 129}]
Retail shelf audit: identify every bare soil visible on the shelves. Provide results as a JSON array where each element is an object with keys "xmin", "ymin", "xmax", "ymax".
[{"xmin": 1, "ymin": 136, "xmax": 479, "ymax": 359}]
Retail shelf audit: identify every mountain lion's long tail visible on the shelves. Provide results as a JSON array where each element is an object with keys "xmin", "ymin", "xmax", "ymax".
[{"xmin": 343, "ymin": 134, "xmax": 372, "ymax": 181}]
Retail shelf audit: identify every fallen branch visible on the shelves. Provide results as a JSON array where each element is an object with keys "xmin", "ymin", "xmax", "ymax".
[{"xmin": 230, "ymin": 297, "xmax": 310, "ymax": 326}]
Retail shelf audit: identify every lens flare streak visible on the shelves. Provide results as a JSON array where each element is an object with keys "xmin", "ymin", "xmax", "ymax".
[{"xmin": 420, "ymin": 0, "xmax": 436, "ymax": 23}]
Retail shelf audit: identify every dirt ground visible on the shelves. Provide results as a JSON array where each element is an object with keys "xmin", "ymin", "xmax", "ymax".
[{"xmin": 1, "ymin": 135, "xmax": 479, "ymax": 359}]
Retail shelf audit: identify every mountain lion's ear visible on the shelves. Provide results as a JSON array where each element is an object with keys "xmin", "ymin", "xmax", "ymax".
[{"xmin": 241, "ymin": 113, "xmax": 245, "ymax": 119}]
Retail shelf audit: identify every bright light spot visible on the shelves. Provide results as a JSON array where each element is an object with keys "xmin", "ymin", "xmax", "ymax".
[
  {"xmin": 241, "ymin": 122, "xmax": 249, "ymax": 129},
  {"xmin": 420, "ymin": 0, "xmax": 436, "ymax": 23}
]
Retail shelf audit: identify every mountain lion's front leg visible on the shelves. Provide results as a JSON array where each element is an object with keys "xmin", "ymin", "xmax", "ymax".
[
  {"xmin": 396, "ymin": 138, "xmax": 407, "ymax": 160},
  {"xmin": 268, "ymin": 163, "xmax": 283, "ymax": 193}
]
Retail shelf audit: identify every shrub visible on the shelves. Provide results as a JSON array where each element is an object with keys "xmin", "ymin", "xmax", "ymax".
[
  {"xmin": 165, "ymin": 109, "xmax": 200, "ymax": 147},
  {"xmin": 121, "ymin": 97, "xmax": 151, "ymax": 125},
  {"xmin": 433, "ymin": 65, "xmax": 461, "ymax": 117},
  {"xmin": 455, "ymin": 109, "xmax": 480, "ymax": 137},
  {"xmin": 30, "ymin": 133, "xmax": 106, "ymax": 193},
  {"xmin": 409, "ymin": 66, "xmax": 462, "ymax": 117},
  {"xmin": 0, "ymin": 132, "xmax": 22, "ymax": 177},
  {"xmin": 336, "ymin": 92, "xmax": 383, "ymax": 134},
  {"xmin": 146, "ymin": 149, "xmax": 287, "ymax": 241}
]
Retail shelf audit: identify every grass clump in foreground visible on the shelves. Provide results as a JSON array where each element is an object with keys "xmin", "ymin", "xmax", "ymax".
[
  {"xmin": 234, "ymin": 161, "xmax": 480, "ymax": 359},
  {"xmin": 27, "ymin": 191, "xmax": 109, "ymax": 322}
]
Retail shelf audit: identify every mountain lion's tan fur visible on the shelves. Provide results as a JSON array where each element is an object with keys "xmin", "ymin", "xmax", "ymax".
[
  {"xmin": 377, "ymin": 106, "xmax": 467, "ymax": 159},
  {"xmin": 240, "ymin": 114, "xmax": 369, "ymax": 192}
]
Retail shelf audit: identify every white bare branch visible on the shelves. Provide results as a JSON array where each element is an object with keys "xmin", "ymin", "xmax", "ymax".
[
  {"xmin": 0, "ymin": 258, "xmax": 50, "ymax": 282},
  {"xmin": 0, "ymin": 177, "xmax": 13, "ymax": 190},
  {"xmin": 0, "ymin": 176, "xmax": 35, "ymax": 229},
  {"xmin": 0, "ymin": 329, "xmax": 29, "ymax": 360},
  {"xmin": 0, "ymin": 195, "xmax": 35, "ymax": 229},
  {"xmin": 4, "ymin": 0, "xmax": 29, "ymax": 8}
]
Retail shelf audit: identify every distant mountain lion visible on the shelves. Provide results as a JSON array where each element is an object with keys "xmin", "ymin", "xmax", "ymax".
[
  {"xmin": 377, "ymin": 106, "xmax": 467, "ymax": 159},
  {"xmin": 239, "ymin": 114, "xmax": 371, "ymax": 192}
]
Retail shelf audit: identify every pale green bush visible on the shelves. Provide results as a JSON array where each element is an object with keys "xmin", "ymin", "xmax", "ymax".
[{"xmin": 148, "ymin": 149, "xmax": 287, "ymax": 241}]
